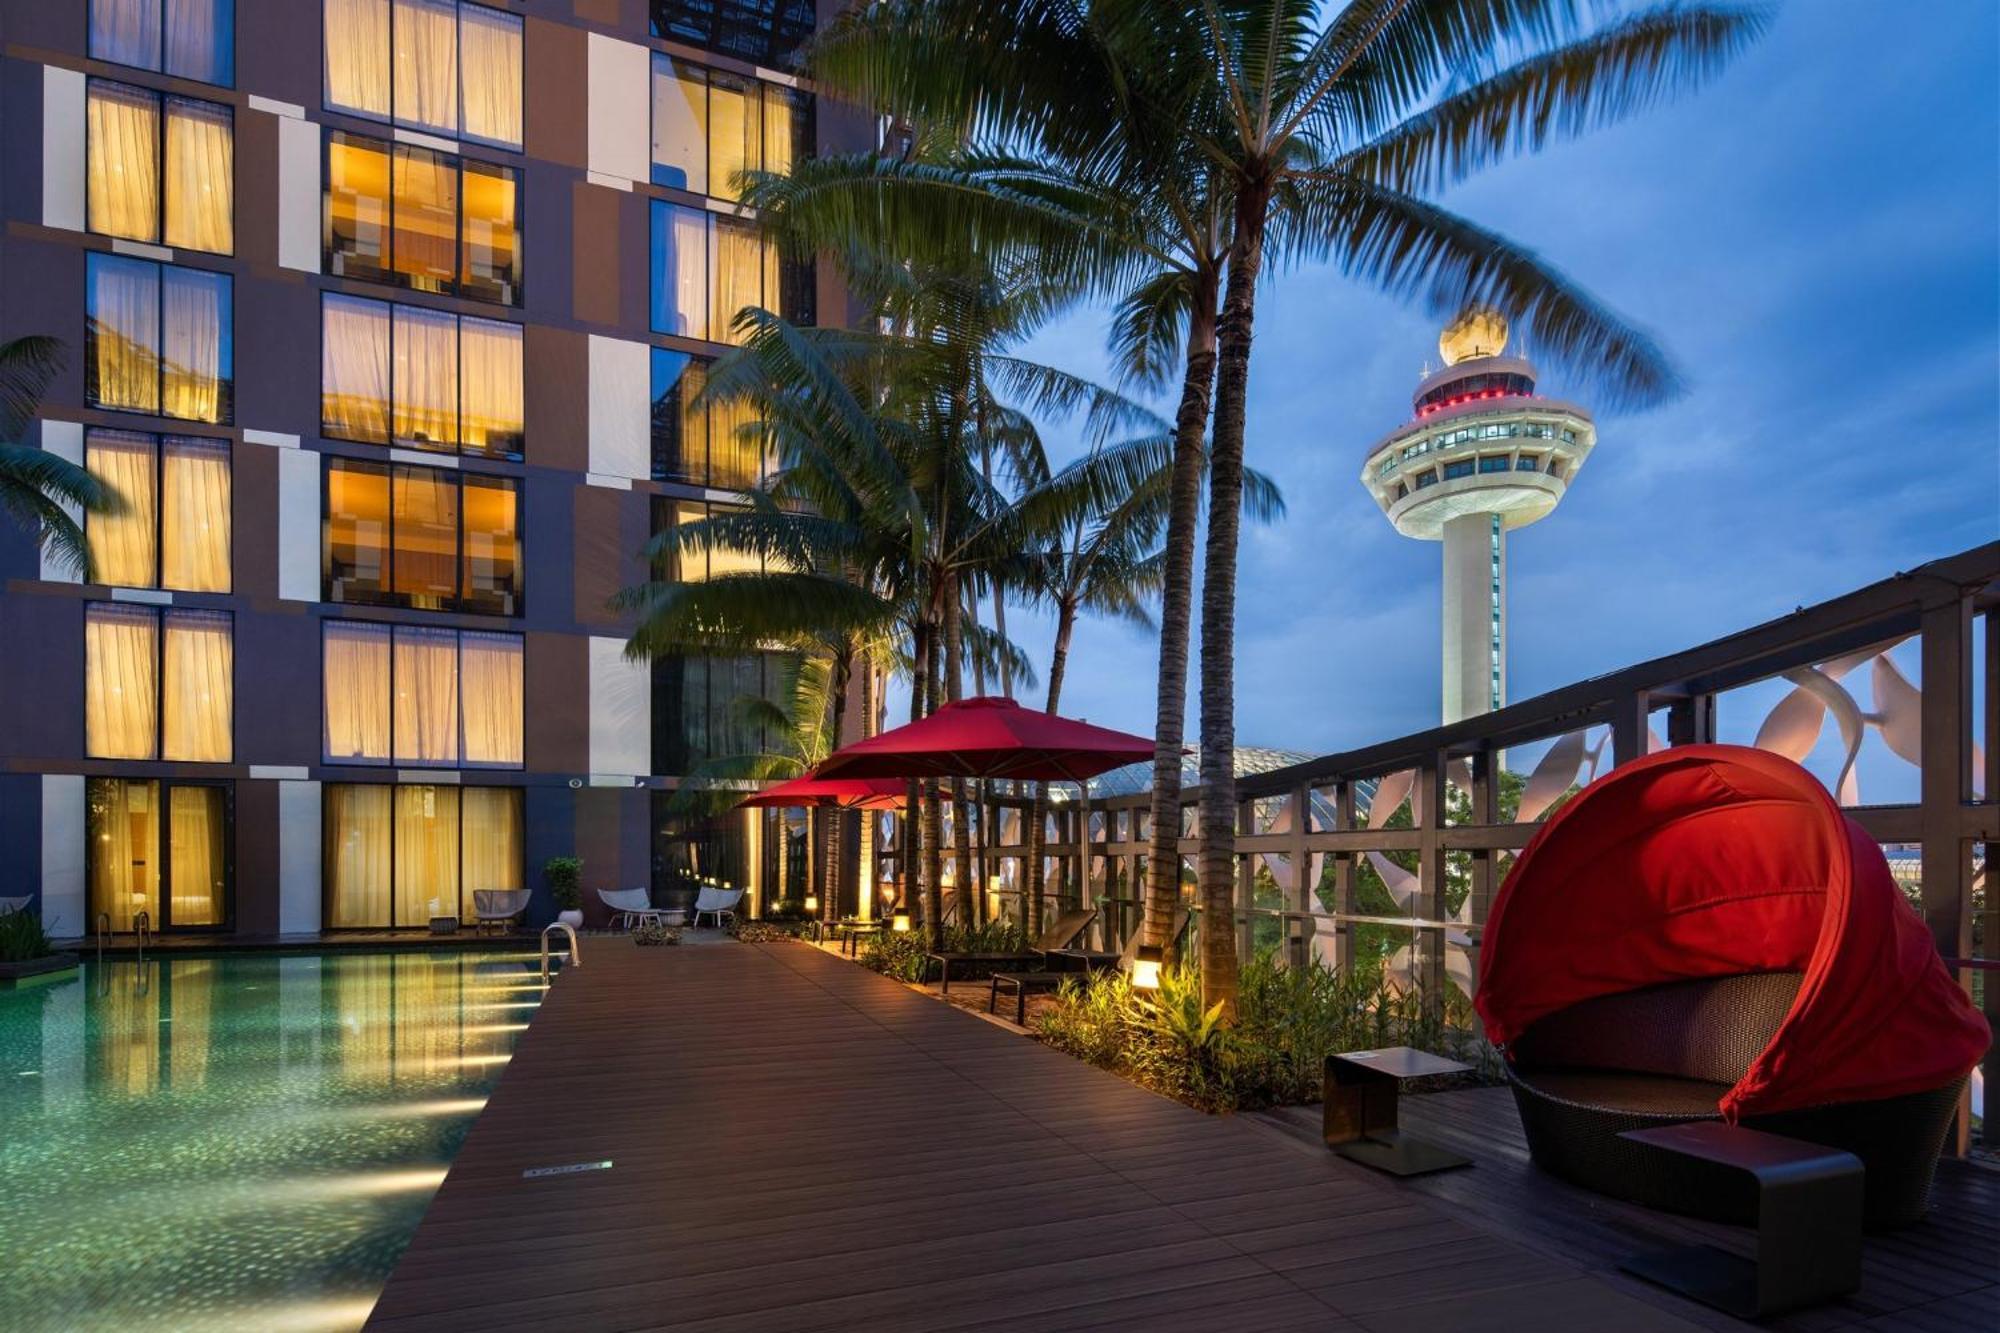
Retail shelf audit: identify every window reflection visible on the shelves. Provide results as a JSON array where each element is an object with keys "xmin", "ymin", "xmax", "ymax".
[{"xmin": 86, "ymin": 254, "xmax": 232, "ymax": 424}]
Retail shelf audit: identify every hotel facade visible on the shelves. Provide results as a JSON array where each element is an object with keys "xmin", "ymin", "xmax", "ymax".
[{"xmin": 0, "ymin": 0, "xmax": 866, "ymax": 939}]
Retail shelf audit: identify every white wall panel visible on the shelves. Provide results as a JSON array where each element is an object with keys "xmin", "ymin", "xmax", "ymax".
[
  {"xmin": 586, "ymin": 33, "xmax": 651, "ymax": 185},
  {"xmin": 277, "ymin": 780, "xmax": 322, "ymax": 934},
  {"xmin": 41, "ymin": 66, "xmax": 84, "ymax": 230},
  {"xmin": 276, "ymin": 113, "xmax": 321, "ymax": 272},
  {"xmin": 39, "ymin": 775, "xmax": 85, "ymax": 937},
  {"xmin": 277, "ymin": 447, "xmax": 321, "ymax": 602},
  {"xmin": 588, "ymin": 335, "xmax": 650, "ymax": 481},
  {"xmin": 589, "ymin": 636, "xmax": 651, "ymax": 779}
]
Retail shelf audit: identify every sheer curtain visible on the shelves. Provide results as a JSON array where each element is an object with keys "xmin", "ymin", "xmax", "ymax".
[
  {"xmin": 395, "ymin": 784, "xmax": 460, "ymax": 924},
  {"xmin": 460, "ymin": 788, "xmax": 523, "ymax": 907},
  {"xmin": 323, "ymin": 621, "xmax": 392, "ymax": 762},
  {"xmin": 707, "ymin": 76, "xmax": 753, "ymax": 202},
  {"xmin": 164, "ymin": 96, "xmax": 232, "ymax": 254},
  {"xmin": 162, "ymin": 436, "xmax": 230, "ymax": 592},
  {"xmin": 651, "ymin": 203, "xmax": 708, "ymax": 339},
  {"xmin": 459, "ymin": 4, "xmax": 522, "ymax": 148},
  {"xmin": 167, "ymin": 786, "xmax": 225, "ymax": 926},
  {"xmin": 322, "ymin": 294, "xmax": 390, "ymax": 443},
  {"xmin": 459, "ymin": 318, "xmax": 521, "ymax": 456},
  {"xmin": 87, "ymin": 81, "xmax": 159, "ymax": 242},
  {"xmin": 711, "ymin": 218, "xmax": 761, "ymax": 345},
  {"xmin": 88, "ymin": 778, "xmax": 158, "ymax": 933},
  {"xmin": 165, "ymin": 0, "xmax": 233, "ymax": 85},
  {"xmin": 88, "ymin": 254, "xmax": 160, "ymax": 415},
  {"xmin": 325, "ymin": 784, "xmax": 392, "ymax": 927},
  {"xmin": 163, "ymin": 609, "xmax": 231, "ymax": 762},
  {"xmin": 393, "ymin": 625, "xmax": 459, "ymax": 764},
  {"xmin": 325, "ymin": 0, "xmax": 391, "ymax": 117},
  {"xmin": 86, "ymin": 429, "xmax": 158, "ymax": 587},
  {"xmin": 392, "ymin": 304, "xmax": 457, "ymax": 448},
  {"xmin": 394, "ymin": 0, "xmax": 459, "ymax": 134},
  {"xmin": 91, "ymin": 0, "xmax": 161, "ymax": 70},
  {"xmin": 87, "ymin": 602, "xmax": 159, "ymax": 759},
  {"xmin": 161, "ymin": 266, "xmax": 228, "ymax": 423},
  {"xmin": 460, "ymin": 632, "xmax": 523, "ymax": 767}
]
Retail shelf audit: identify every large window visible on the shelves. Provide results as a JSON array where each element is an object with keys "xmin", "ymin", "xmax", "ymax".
[
  {"xmin": 324, "ymin": 458, "xmax": 520, "ymax": 613},
  {"xmin": 654, "ymin": 651, "xmax": 790, "ymax": 773},
  {"xmin": 90, "ymin": 0, "xmax": 234, "ymax": 86},
  {"xmin": 651, "ymin": 1, "xmax": 814, "ymax": 71},
  {"xmin": 649, "ymin": 201, "xmax": 810, "ymax": 344},
  {"xmin": 322, "ymin": 622, "xmax": 523, "ymax": 767},
  {"xmin": 321, "ymin": 294, "xmax": 523, "ymax": 456},
  {"xmin": 88, "ymin": 778, "xmax": 232, "ymax": 933},
  {"xmin": 649, "ymin": 349, "xmax": 764, "ymax": 490},
  {"xmin": 651, "ymin": 55, "xmax": 812, "ymax": 200},
  {"xmin": 323, "ymin": 783, "xmax": 522, "ymax": 927},
  {"xmin": 85, "ymin": 254, "xmax": 232, "ymax": 423},
  {"xmin": 324, "ymin": 131, "xmax": 521, "ymax": 304},
  {"xmin": 85, "ymin": 428, "xmax": 230, "ymax": 592},
  {"xmin": 85, "ymin": 602, "xmax": 232, "ymax": 762},
  {"xmin": 323, "ymin": 0, "xmax": 523, "ymax": 149},
  {"xmin": 87, "ymin": 80, "xmax": 234, "ymax": 254}
]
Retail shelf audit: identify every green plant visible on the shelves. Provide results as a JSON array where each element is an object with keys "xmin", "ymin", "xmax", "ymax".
[
  {"xmin": 731, "ymin": 920, "xmax": 807, "ymax": 943},
  {"xmin": 857, "ymin": 920, "xmax": 1028, "ymax": 982},
  {"xmin": 542, "ymin": 856, "xmax": 582, "ymax": 913},
  {"xmin": 0, "ymin": 910, "xmax": 56, "ymax": 963},
  {"xmin": 633, "ymin": 922, "xmax": 682, "ymax": 946}
]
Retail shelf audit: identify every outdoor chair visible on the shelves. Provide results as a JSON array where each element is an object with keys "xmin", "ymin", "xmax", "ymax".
[
  {"xmin": 925, "ymin": 908, "xmax": 1094, "ymax": 993},
  {"xmin": 1477, "ymin": 745, "xmax": 1988, "ymax": 1230},
  {"xmin": 691, "ymin": 885, "xmax": 743, "ymax": 929},
  {"xmin": 599, "ymin": 887, "xmax": 667, "ymax": 931},
  {"xmin": 0, "ymin": 896, "xmax": 31, "ymax": 916},
  {"xmin": 988, "ymin": 909, "xmax": 1190, "ymax": 1025},
  {"xmin": 470, "ymin": 889, "xmax": 531, "ymax": 934}
]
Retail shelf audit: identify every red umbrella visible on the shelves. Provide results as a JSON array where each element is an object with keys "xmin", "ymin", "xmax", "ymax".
[
  {"xmin": 735, "ymin": 773, "xmax": 909, "ymax": 811},
  {"xmin": 814, "ymin": 696, "xmax": 1156, "ymax": 783}
]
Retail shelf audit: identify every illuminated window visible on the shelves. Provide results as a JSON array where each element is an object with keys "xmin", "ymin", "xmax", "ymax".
[
  {"xmin": 85, "ymin": 428, "xmax": 231, "ymax": 592},
  {"xmin": 89, "ymin": 778, "xmax": 232, "ymax": 933},
  {"xmin": 321, "ymin": 622, "xmax": 523, "ymax": 767},
  {"xmin": 323, "ymin": 0, "xmax": 522, "ymax": 149},
  {"xmin": 91, "ymin": 0, "xmax": 234, "ymax": 86},
  {"xmin": 85, "ymin": 254, "xmax": 232, "ymax": 424},
  {"xmin": 85, "ymin": 602, "xmax": 232, "ymax": 762},
  {"xmin": 651, "ymin": 55, "xmax": 814, "ymax": 200},
  {"xmin": 321, "ymin": 293, "xmax": 522, "ymax": 457},
  {"xmin": 324, "ymin": 131, "xmax": 520, "ymax": 305},
  {"xmin": 324, "ymin": 458, "xmax": 521, "ymax": 613},
  {"xmin": 322, "ymin": 782, "xmax": 521, "ymax": 927},
  {"xmin": 86, "ymin": 81, "xmax": 235, "ymax": 254},
  {"xmin": 649, "ymin": 200, "xmax": 810, "ymax": 345}
]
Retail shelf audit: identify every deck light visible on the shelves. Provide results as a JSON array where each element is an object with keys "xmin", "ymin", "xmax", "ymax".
[
  {"xmin": 1131, "ymin": 945, "xmax": 1164, "ymax": 991},
  {"xmin": 804, "ymin": 895, "xmax": 818, "ymax": 913},
  {"xmin": 891, "ymin": 906, "xmax": 911, "ymax": 932}
]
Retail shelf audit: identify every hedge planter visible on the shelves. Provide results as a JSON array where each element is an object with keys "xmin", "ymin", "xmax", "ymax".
[{"xmin": 0, "ymin": 952, "xmax": 80, "ymax": 988}]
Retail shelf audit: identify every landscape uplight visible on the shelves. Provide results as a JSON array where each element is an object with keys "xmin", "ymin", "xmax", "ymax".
[{"xmin": 1131, "ymin": 945, "xmax": 1164, "ymax": 991}]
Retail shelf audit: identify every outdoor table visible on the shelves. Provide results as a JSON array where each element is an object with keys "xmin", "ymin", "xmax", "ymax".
[
  {"xmin": 1617, "ymin": 1123, "xmax": 1863, "ymax": 1318},
  {"xmin": 1038, "ymin": 947, "xmax": 1119, "ymax": 973},
  {"xmin": 1322, "ymin": 1046, "xmax": 1473, "ymax": 1177}
]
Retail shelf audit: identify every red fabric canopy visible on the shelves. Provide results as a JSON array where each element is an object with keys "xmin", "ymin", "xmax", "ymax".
[
  {"xmin": 1475, "ymin": 744, "xmax": 1988, "ymax": 1120},
  {"xmin": 735, "ymin": 774, "xmax": 907, "ymax": 811},
  {"xmin": 814, "ymin": 696, "xmax": 1156, "ymax": 783}
]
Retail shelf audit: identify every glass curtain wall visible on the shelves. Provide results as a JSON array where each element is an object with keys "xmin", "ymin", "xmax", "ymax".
[
  {"xmin": 323, "ymin": 783, "xmax": 522, "ymax": 927},
  {"xmin": 321, "ymin": 622, "xmax": 523, "ymax": 767},
  {"xmin": 87, "ymin": 777, "xmax": 232, "ymax": 932},
  {"xmin": 321, "ymin": 294, "xmax": 524, "ymax": 456}
]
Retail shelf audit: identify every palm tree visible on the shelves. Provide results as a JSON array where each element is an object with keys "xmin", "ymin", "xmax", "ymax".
[
  {"xmin": 0, "ymin": 335, "xmax": 120, "ymax": 577},
  {"xmin": 1162, "ymin": 0, "xmax": 1762, "ymax": 1013}
]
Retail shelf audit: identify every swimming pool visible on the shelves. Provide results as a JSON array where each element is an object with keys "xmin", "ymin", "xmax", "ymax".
[{"xmin": 0, "ymin": 950, "xmax": 543, "ymax": 1332}]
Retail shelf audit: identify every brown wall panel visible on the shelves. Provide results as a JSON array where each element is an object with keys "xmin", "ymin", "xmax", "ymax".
[
  {"xmin": 525, "ymin": 325, "xmax": 589, "ymax": 473},
  {"xmin": 232, "ymin": 778, "xmax": 281, "ymax": 933},
  {"xmin": 526, "ymin": 631, "xmax": 588, "ymax": 772}
]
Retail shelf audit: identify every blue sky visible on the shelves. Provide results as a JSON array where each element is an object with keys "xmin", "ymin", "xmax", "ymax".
[{"xmin": 971, "ymin": 0, "xmax": 1998, "ymax": 802}]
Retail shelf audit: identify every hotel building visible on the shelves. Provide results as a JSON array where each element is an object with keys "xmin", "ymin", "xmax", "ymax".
[{"xmin": 0, "ymin": 0, "xmax": 866, "ymax": 939}]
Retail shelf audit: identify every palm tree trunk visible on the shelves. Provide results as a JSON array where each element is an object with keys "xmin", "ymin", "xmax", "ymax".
[
  {"xmin": 1025, "ymin": 601, "xmax": 1076, "ymax": 936},
  {"xmin": 1144, "ymin": 288, "xmax": 1219, "ymax": 963},
  {"xmin": 1198, "ymin": 201, "xmax": 1269, "ymax": 1019},
  {"xmin": 823, "ymin": 643, "xmax": 852, "ymax": 924},
  {"xmin": 944, "ymin": 576, "xmax": 975, "ymax": 927}
]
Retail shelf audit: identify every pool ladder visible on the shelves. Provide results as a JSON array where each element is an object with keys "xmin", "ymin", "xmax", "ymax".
[
  {"xmin": 94, "ymin": 910, "xmax": 150, "ymax": 963},
  {"xmin": 540, "ymin": 921, "xmax": 580, "ymax": 982}
]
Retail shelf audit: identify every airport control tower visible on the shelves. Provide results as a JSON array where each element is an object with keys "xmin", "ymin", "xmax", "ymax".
[{"xmin": 1359, "ymin": 311, "xmax": 1596, "ymax": 724}]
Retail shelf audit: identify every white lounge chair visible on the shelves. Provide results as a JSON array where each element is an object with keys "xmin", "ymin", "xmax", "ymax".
[
  {"xmin": 471, "ymin": 889, "xmax": 531, "ymax": 934},
  {"xmin": 0, "ymin": 896, "xmax": 31, "ymax": 916},
  {"xmin": 599, "ymin": 887, "xmax": 667, "ymax": 930},
  {"xmin": 691, "ymin": 885, "xmax": 743, "ymax": 929}
]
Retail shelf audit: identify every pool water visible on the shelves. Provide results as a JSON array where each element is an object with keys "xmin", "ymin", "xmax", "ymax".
[{"xmin": 0, "ymin": 951, "xmax": 543, "ymax": 1332}]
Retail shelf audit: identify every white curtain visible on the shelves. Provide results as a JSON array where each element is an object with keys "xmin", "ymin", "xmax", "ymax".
[
  {"xmin": 86, "ymin": 429, "xmax": 157, "ymax": 588},
  {"xmin": 161, "ymin": 435, "xmax": 230, "ymax": 592},
  {"xmin": 163, "ymin": 609, "xmax": 231, "ymax": 762},
  {"xmin": 86, "ymin": 602, "xmax": 159, "ymax": 760},
  {"xmin": 707, "ymin": 76, "xmax": 753, "ymax": 202},
  {"xmin": 87, "ymin": 80, "xmax": 159, "ymax": 242},
  {"xmin": 88, "ymin": 254, "xmax": 160, "ymax": 415},
  {"xmin": 392, "ymin": 304, "xmax": 457, "ymax": 448},
  {"xmin": 165, "ymin": 0, "xmax": 230, "ymax": 84},
  {"xmin": 322, "ymin": 294, "xmax": 390, "ymax": 443},
  {"xmin": 167, "ymin": 786, "xmax": 225, "ymax": 927},
  {"xmin": 325, "ymin": 784, "xmax": 392, "ymax": 927},
  {"xmin": 711, "ymin": 218, "xmax": 762, "ymax": 346},
  {"xmin": 91, "ymin": 0, "xmax": 161, "ymax": 70},
  {"xmin": 325, "ymin": 0, "xmax": 391, "ymax": 118},
  {"xmin": 460, "ymin": 631, "xmax": 522, "ymax": 767},
  {"xmin": 651, "ymin": 56, "xmax": 707, "ymax": 192},
  {"xmin": 395, "ymin": 784, "xmax": 459, "ymax": 924},
  {"xmin": 164, "ymin": 96, "xmax": 232, "ymax": 254},
  {"xmin": 459, "ymin": 3, "xmax": 521, "ymax": 148},
  {"xmin": 460, "ymin": 787, "xmax": 523, "ymax": 908},
  {"xmin": 88, "ymin": 778, "xmax": 159, "ymax": 934},
  {"xmin": 393, "ymin": 625, "xmax": 459, "ymax": 764},
  {"xmin": 161, "ymin": 266, "xmax": 228, "ymax": 423},
  {"xmin": 763, "ymin": 85, "xmax": 799, "ymax": 179},
  {"xmin": 458, "ymin": 317, "xmax": 521, "ymax": 455},
  {"xmin": 394, "ymin": 0, "xmax": 458, "ymax": 134},
  {"xmin": 323, "ymin": 620, "xmax": 391, "ymax": 763}
]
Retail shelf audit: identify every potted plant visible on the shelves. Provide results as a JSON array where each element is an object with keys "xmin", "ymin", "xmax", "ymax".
[
  {"xmin": 0, "ymin": 909, "xmax": 79, "ymax": 987},
  {"xmin": 543, "ymin": 856, "xmax": 584, "ymax": 930}
]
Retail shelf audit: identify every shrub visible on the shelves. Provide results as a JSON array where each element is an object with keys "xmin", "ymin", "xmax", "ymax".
[
  {"xmin": 542, "ymin": 857, "xmax": 582, "ymax": 912},
  {"xmin": 633, "ymin": 922, "xmax": 682, "ymax": 946},
  {"xmin": 0, "ymin": 910, "xmax": 55, "ymax": 963},
  {"xmin": 731, "ymin": 920, "xmax": 806, "ymax": 943},
  {"xmin": 858, "ymin": 920, "xmax": 1027, "ymax": 982}
]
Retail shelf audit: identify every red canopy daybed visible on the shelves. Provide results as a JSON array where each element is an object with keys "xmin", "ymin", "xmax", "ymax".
[{"xmin": 1474, "ymin": 744, "xmax": 1987, "ymax": 1226}]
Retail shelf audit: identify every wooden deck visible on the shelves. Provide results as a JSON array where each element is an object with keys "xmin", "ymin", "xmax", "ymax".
[{"xmin": 367, "ymin": 941, "xmax": 1988, "ymax": 1331}]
